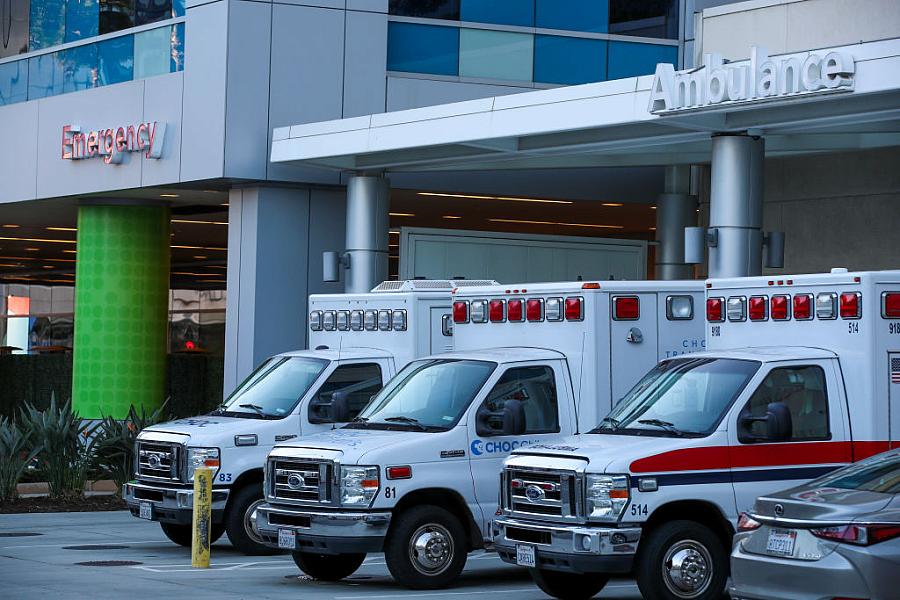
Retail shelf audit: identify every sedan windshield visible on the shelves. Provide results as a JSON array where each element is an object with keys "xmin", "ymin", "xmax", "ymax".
[
  {"xmin": 214, "ymin": 356, "xmax": 328, "ymax": 419},
  {"xmin": 348, "ymin": 359, "xmax": 496, "ymax": 431},
  {"xmin": 590, "ymin": 357, "xmax": 760, "ymax": 437}
]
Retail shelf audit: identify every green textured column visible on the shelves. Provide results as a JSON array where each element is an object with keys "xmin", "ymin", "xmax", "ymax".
[{"xmin": 72, "ymin": 205, "xmax": 170, "ymax": 419}]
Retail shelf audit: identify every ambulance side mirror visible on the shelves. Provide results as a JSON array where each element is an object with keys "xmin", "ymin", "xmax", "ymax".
[
  {"xmin": 738, "ymin": 402, "xmax": 793, "ymax": 443},
  {"xmin": 308, "ymin": 390, "xmax": 352, "ymax": 424},
  {"xmin": 476, "ymin": 399, "xmax": 526, "ymax": 437}
]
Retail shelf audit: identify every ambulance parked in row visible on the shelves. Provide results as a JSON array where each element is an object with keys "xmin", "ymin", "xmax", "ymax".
[
  {"xmin": 123, "ymin": 279, "xmax": 493, "ymax": 554},
  {"xmin": 252, "ymin": 280, "xmax": 705, "ymax": 588},
  {"xmin": 491, "ymin": 270, "xmax": 900, "ymax": 600}
]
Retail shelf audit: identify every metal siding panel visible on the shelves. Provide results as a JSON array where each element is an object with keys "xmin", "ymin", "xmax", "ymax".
[
  {"xmin": 343, "ymin": 9, "xmax": 388, "ymax": 118},
  {"xmin": 0, "ymin": 100, "xmax": 38, "ymax": 202}
]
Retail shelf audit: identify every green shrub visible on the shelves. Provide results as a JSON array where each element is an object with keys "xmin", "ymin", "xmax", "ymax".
[
  {"xmin": 94, "ymin": 402, "xmax": 169, "ymax": 495},
  {"xmin": 20, "ymin": 395, "xmax": 97, "ymax": 499},
  {"xmin": 0, "ymin": 417, "xmax": 41, "ymax": 503}
]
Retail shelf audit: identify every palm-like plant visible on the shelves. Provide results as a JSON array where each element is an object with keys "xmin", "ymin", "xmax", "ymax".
[
  {"xmin": 0, "ymin": 417, "xmax": 42, "ymax": 503},
  {"xmin": 93, "ymin": 401, "xmax": 169, "ymax": 495}
]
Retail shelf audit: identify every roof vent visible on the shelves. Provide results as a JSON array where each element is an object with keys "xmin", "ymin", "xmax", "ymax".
[
  {"xmin": 830, "ymin": 268, "xmax": 849, "ymax": 274},
  {"xmin": 370, "ymin": 279, "xmax": 498, "ymax": 293}
]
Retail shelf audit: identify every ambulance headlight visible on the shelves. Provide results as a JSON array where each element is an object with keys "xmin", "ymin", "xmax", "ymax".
[
  {"xmin": 184, "ymin": 447, "xmax": 221, "ymax": 482},
  {"xmin": 585, "ymin": 474, "xmax": 629, "ymax": 521},
  {"xmin": 340, "ymin": 466, "xmax": 380, "ymax": 507}
]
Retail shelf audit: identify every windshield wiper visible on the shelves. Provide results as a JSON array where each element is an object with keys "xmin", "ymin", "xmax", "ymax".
[
  {"xmin": 351, "ymin": 416, "xmax": 369, "ymax": 423},
  {"xmin": 239, "ymin": 403, "xmax": 268, "ymax": 417},
  {"xmin": 637, "ymin": 419, "xmax": 686, "ymax": 437},
  {"xmin": 600, "ymin": 416, "xmax": 621, "ymax": 430},
  {"xmin": 383, "ymin": 416, "xmax": 428, "ymax": 431}
]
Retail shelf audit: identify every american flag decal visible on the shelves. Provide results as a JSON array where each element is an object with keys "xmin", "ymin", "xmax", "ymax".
[{"xmin": 892, "ymin": 358, "xmax": 900, "ymax": 384}]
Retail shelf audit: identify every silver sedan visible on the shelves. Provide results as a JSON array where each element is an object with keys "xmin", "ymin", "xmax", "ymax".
[{"xmin": 730, "ymin": 448, "xmax": 900, "ymax": 600}]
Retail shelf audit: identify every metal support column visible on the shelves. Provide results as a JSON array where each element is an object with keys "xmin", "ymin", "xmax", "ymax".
[
  {"xmin": 708, "ymin": 134, "xmax": 765, "ymax": 278},
  {"xmin": 345, "ymin": 175, "xmax": 390, "ymax": 293},
  {"xmin": 655, "ymin": 165, "xmax": 698, "ymax": 280}
]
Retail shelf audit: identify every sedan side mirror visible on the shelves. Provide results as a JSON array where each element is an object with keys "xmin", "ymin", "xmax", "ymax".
[
  {"xmin": 308, "ymin": 390, "xmax": 351, "ymax": 424},
  {"xmin": 738, "ymin": 402, "xmax": 793, "ymax": 443},
  {"xmin": 476, "ymin": 399, "xmax": 526, "ymax": 437}
]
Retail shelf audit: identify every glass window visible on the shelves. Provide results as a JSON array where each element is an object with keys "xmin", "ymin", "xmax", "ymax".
[
  {"xmin": 389, "ymin": 0, "xmax": 460, "ymax": 20},
  {"xmin": 387, "ymin": 22, "xmax": 459, "ymax": 76},
  {"xmin": 136, "ymin": 0, "xmax": 175, "ymax": 26},
  {"xmin": 460, "ymin": 0, "xmax": 534, "ymax": 27},
  {"xmin": 218, "ymin": 356, "xmax": 329, "ymax": 419},
  {"xmin": 481, "ymin": 365, "xmax": 559, "ymax": 434},
  {"xmin": 354, "ymin": 359, "xmax": 496, "ymax": 430},
  {"xmin": 740, "ymin": 366, "xmax": 830, "ymax": 442},
  {"xmin": 0, "ymin": 60, "xmax": 29, "ymax": 106},
  {"xmin": 813, "ymin": 452, "xmax": 900, "ymax": 494},
  {"xmin": 29, "ymin": 0, "xmax": 66, "ymax": 50},
  {"xmin": 134, "ymin": 27, "xmax": 169, "ymax": 78},
  {"xmin": 28, "ymin": 52, "xmax": 65, "ymax": 99},
  {"xmin": 535, "ymin": 34, "xmax": 606, "ymax": 85},
  {"xmin": 172, "ymin": 22, "xmax": 185, "ymax": 72},
  {"xmin": 607, "ymin": 41, "xmax": 676, "ymax": 80},
  {"xmin": 66, "ymin": 0, "xmax": 100, "ymax": 43},
  {"xmin": 100, "ymin": 0, "xmax": 136, "ymax": 35},
  {"xmin": 98, "ymin": 35, "xmax": 134, "ymax": 86},
  {"xmin": 535, "ymin": 0, "xmax": 608, "ymax": 33},
  {"xmin": 62, "ymin": 43, "xmax": 98, "ymax": 94},
  {"xmin": 314, "ymin": 363, "xmax": 383, "ymax": 418},
  {"xmin": 0, "ymin": 0, "xmax": 31, "ymax": 59},
  {"xmin": 592, "ymin": 357, "xmax": 760, "ymax": 437},
  {"xmin": 459, "ymin": 28, "xmax": 532, "ymax": 81},
  {"xmin": 609, "ymin": 0, "xmax": 678, "ymax": 39}
]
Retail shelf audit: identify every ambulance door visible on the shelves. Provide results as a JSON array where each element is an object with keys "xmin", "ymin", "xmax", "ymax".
[
  {"xmin": 890, "ymin": 353, "xmax": 900, "ymax": 447},
  {"xmin": 430, "ymin": 307, "xmax": 453, "ymax": 355},
  {"xmin": 727, "ymin": 359, "xmax": 851, "ymax": 515},
  {"xmin": 610, "ymin": 294, "xmax": 659, "ymax": 407},
  {"xmin": 467, "ymin": 361, "xmax": 571, "ymax": 534},
  {"xmin": 302, "ymin": 361, "xmax": 389, "ymax": 434}
]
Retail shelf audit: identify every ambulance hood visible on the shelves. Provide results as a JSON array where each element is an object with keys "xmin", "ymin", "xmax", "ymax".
[
  {"xmin": 272, "ymin": 427, "xmax": 446, "ymax": 465},
  {"xmin": 510, "ymin": 433, "xmax": 706, "ymax": 474},
  {"xmin": 140, "ymin": 415, "xmax": 295, "ymax": 448}
]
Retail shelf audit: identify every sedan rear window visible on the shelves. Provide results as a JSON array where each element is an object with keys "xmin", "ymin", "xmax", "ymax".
[{"xmin": 816, "ymin": 453, "xmax": 900, "ymax": 494}]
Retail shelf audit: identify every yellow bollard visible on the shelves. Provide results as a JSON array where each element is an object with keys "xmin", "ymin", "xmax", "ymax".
[{"xmin": 191, "ymin": 467, "xmax": 213, "ymax": 568}]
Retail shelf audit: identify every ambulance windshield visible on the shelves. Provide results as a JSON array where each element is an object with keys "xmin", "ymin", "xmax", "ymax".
[
  {"xmin": 214, "ymin": 356, "xmax": 329, "ymax": 419},
  {"xmin": 590, "ymin": 357, "xmax": 760, "ymax": 437},
  {"xmin": 349, "ymin": 359, "xmax": 496, "ymax": 432}
]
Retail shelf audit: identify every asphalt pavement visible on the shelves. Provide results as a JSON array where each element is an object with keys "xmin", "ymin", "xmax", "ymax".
[{"xmin": 0, "ymin": 511, "xmax": 641, "ymax": 599}]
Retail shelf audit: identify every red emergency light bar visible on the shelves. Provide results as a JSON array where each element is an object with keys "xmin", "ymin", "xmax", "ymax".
[
  {"xmin": 453, "ymin": 301, "xmax": 469, "ymax": 324},
  {"xmin": 840, "ymin": 292, "xmax": 862, "ymax": 319},
  {"xmin": 793, "ymin": 294, "xmax": 813, "ymax": 320},
  {"xmin": 771, "ymin": 295, "xmax": 790, "ymax": 321},
  {"xmin": 884, "ymin": 292, "xmax": 900, "ymax": 318},
  {"xmin": 565, "ymin": 297, "xmax": 584, "ymax": 321},
  {"xmin": 507, "ymin": 299, "xmax": 524, "ymax": 322},
  {"xmin": 526, "ymin": 298, "xmax": 544, "ymax": 321},
  {"xmin": 612, "ymin": 296, "xmax": 639, "ymax": 320},
  {"xmin": 706, "ymin": 297, "xmax": 724, "ymax": 322},
  {"xmin": 748, "ymin": 296, "xmax": 768, "ymax": 321},
  {"xmin": 489, "ymin": 299, "xmax": 506, "ymax": 322}
]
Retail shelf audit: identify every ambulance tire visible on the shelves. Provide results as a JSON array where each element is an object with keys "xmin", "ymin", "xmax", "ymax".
[
  {"xmin": 530, "ymin": 569, "xmax": 609, "ymax": 599},
  {"xmin": 291, "ymin": 552, "xmax": 366, "ymax": 581},
  {"xmin": 160, "ymin": 522, "xmax": 224, "ymax": 547},
  {"xmin": 635, "ymin": 520, "xmax": 729, "ymax": 600},
  {"xmin": 224, "ymin": 484, "xmax": 280, "ymax": 555},
  {"xmin": 384, "ymin": 505, "xmax": 468, "ymax": 590}
]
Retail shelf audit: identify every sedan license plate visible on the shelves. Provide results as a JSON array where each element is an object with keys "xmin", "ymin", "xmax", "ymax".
[
  {"xmin": 278, "ymin": 529, "xmax": 296, "ymax": 550},
  {"xmin": 138, "ymin": 501, "xmax": 152, "ymax": 520},
  {"xmin": 765, "ymin": 529, "xmax": 797, "ymax": 557},
  {"xmin": 516, "ymin": 544, "xmax": 536, "ymax": 568}
]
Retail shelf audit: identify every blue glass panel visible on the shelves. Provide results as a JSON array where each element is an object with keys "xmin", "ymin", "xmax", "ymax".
[
  {"xmin": 171, "ymin": 23, "xmax": 185, "ymax": 72},
  {"xmin": 100, "ymin": 0, "xmax": 136, "ymax": 35},
  {"xmin": 534, "ymin": 35, "xmax": 605, "ymax": 85},
  {"xmin": 610, "ymin": 0, "xmax": 678, "ymax": 39},
  {"xmin": 459, "ymin": 28, "xmax": 533, "ymax": 81},
  {"xmin": 607, "ymin": 41, "xmax": 677, "ymax": 80},
  {"xmin": 535, "ymin": 0, "xmax": 608, "ymax": 33},
  {"xmin": 173, "ymin": 0, "xmax": 185, "ymax": 17},
  {"xmin": 387, "ymin": 22, "xmax": 459, "ymax": 76},
  {"xmin": 389, "ymin": 0, "xmax": 459, "ymax": 20},
  {"xmin": 0, "ymin": 61, "xmax": 28, "ymax": 105},
  {"xmin": 66, "ymin": 0, "xmax": 100, "ymax": 42},
  {"xmin": 137, "ymin": 0, "xmax": 173, "ymax": 26},
  {"xmin": 460, "ymin": 0, "xmax": 534, "ymax": 27},
  {"xmin": 28, "ymin": 52, "xmax": 65, "ymax": 99},
  {"xmin": 29, "ymin": 0, "xmax": 66, "ymax": 50},
  {"xmin": 98, "ymin": 35, "xmax": 133, "ymax": 86},
  {"xmin": 62, "ymin": 43, "xmax": 99, "ymax": 93},
  {"xmin": 134, "ymin": 26, "xmax": 169, "ymax": 78},
  {"xmin": 0, "ymin": 0, "xmax": 31, "ymax": 59}
]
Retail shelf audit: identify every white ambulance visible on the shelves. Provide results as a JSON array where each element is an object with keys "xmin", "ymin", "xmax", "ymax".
[
  {"xmin": 252, "ymin": 280, "xmax": 705, "ymax": 588},
  {"xmin": 123, "ymin": 279, "xmax": 492, "ymax": 554},
  {"xmin": 491, "ymin": 270, "xmax": 900, "ymax": 600}
]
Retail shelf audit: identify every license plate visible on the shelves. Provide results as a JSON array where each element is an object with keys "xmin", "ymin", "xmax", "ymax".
[
  {"xmin": 138, "ymin": 501, "xmax": 152, "ymax": 520},
  {"xmin": 765, "ymin": 528, "xmax": 797, "ymax": 557},
  {"xmin": 278, "ymin": 529, "xmax": 296, "ymax": 550},
  {"xmin": 516, "ymin": 544, "xmax": 536, "ymax": 568}
]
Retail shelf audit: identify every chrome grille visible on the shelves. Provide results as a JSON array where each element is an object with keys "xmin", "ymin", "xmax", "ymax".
[
  {"xmin": 270, "ymin": 458, "xmax": 333, "ymax": 504},
  {"xmin": 505, "ymin": 467, "xmax": 581, "ymax": 522},
  {"xmin": 137, "ymin": 442, "xmax": 181, "ymax": 481}
]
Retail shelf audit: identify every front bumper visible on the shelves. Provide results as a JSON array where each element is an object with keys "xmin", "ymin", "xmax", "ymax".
[
  {"xmin": 123, "ymin": 481, "xmax": 230, "ymax": 525},
  {"xmin": 255, "ymin": 502, "xmax": 392, "ymax": 555},
  {"xmin": 492, "ymin": 516, "xmax": 639, "ymax": 574}
]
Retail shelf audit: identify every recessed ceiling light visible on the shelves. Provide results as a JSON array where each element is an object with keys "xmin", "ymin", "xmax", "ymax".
[
  {"xmin": 650, "ymin": 206, "xmax": 657, "ymax": 210},
  {"xmin": 160, "ymin": 193, "xmax": 180, "ymax": 198},
  {"xmin": 193, "ymin": 255, "xmax": 208, "ymax": 260},
  {"xmin": 171, "ymin": 245, "xmax": 227, "ymax": 251},
  {"xmin": 442, "ymin": 215, "xmax": 462, "ymax": 219},
  {"xmin": 418, "ymin": 192, "xmax": 572, "ymax": 205},
  {"xmin": 25, "ymin": 247, "xmax": 40, "ymax": 251},
  {"xmin": 0, "ymin": 236, "xmax": 76, "ymax": 244},
  {"xmin": 2, "ymin": 224, "xmax": 20, "ymax": 228},
  {"xmin": 171, "ymin": 219, "xmax": 228, "ymax": 225},
  {"xmin": 389, "ymin": 212, "xmax": 415, "ymax": 217},
  {"xmin": 42, "ymin": 265, "xmax": 54, "ymax": 269},
  {"xmin": 489, "ymin": 218, "xmax": 623, "ymax": 229},
  {"xmin": 46, "ymin": 227, "xmax": 77, "ymax": 231},
  {"xmin": 601, "ymin": 203, "xmax": 624, "ymax": 207}
]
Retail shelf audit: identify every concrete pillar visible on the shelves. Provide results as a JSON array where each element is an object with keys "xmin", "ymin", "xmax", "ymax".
[
  {"xmin": 223, "ymin": 186, "xmax": 345, "ymax": 394},
  {"xmin": 655, "ymin": 165, "xmax": 697, "ymax": 280},
  {"xmin": 72, "ymin": 204, "xmax": 170, "ymax": 419},
  {"xmin": 708, "ymin": 134, "xmax": 765, "ymax": 278},
  {"xmin": 345, "ymin": 175, "xmax": 390, "ymax": 294}
]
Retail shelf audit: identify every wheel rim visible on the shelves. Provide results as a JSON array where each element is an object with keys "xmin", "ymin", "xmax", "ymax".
[
  {"xmin": 408, "ymin": 523, "xmax": 455, "ymax": 576},
  {"xmin": 661, "ymin": 538, "xmax": 713, "ymax": 599},
  {"xmin": 244, "ymin": 499, "xmax": 266, "ymax": 544}
]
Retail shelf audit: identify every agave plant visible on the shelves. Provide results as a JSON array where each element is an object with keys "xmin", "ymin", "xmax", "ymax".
[
  {"xmin": 19, "ymin": 395, "xmax": 97, "ymax": 499},
  {"xmin": 93, "ymin": 401, "xmax": 169, "ymax": 495},
  {"xmin": 0, "ymin": 417, "xmax": 42, "ymax": 503}
]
